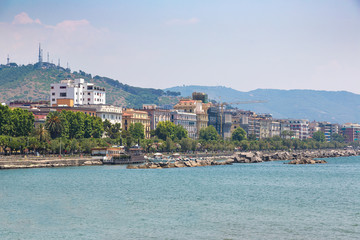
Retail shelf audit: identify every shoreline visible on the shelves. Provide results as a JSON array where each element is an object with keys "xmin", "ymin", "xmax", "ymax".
[{"xmin": 1, "ymin": 149, "xmax": 359, "ymax": 170}]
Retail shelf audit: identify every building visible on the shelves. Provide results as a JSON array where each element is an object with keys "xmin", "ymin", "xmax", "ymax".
[
  {"xmin": 319, "ymin": 122, "xmax": 339, "ymax": 142},
  {"xmin": 173, "ymin": 98, "xmax": 210, "ymax": 136},
  {"xmin": 142, "ymin": 104, "xmax": 171, "ymax": 130},
  {"xmin": 88, "ymin": 104, "xmax": 122, "ymax": 125},
  {"xmin": 50, "ymin": 78, "xmax": 106, "ymax": 107},
  {"xmin": 288, "ymin": 119, "xmax": 309, "ymax": 140},
  {"xmin": 207, "ymin": 107, "xmax": 232, "ymax": 139},
  {"xmin": 278, "ymin": 120, "xmax": 291, "ymax": 139},
  {"xmin": 341, "ymin": 123, "xmax": 360, "ymax": 142},
  {"xmin": 171, "ymin": 110, "xmax": 197, "ymax": 139},
  {"xmin": 192, "ymin": 92, "xmax": 209, "ymax": 103},
  {"xmin": 122, "ymin": 108, "xmax": 151, "ymax": 139},
  {"xmin": 308, "ymin": 121, "xmax": 321, "ymax": 138}
]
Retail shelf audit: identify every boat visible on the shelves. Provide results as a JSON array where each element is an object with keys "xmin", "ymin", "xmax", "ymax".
[{"xmin": 91, "ymin": 146, "xmax": 145, "ymax": 165}]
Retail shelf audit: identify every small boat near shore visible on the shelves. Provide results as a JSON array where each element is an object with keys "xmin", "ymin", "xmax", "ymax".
[{"xmin": 91, "ymin": 146, "xmax": 146, "ymax": 165}]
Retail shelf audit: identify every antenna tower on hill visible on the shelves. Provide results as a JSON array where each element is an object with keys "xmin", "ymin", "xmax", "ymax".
[{"xmin": 38, "ymin": 43, "xmax": 43, "ymax": 63}]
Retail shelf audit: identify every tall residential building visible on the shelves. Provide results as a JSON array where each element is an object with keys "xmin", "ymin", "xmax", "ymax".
[
  {"xmin": 319, "ymin": 122, "xmax": 339, "ymax": 142},
  {"xmin": 207, "ymin": 107, "xmax": 232, "ymax": 139},
  {"xmin": 288, "ymin": 119, "xmax": 309, "ymax": 140},
  {"xmin": 122, "ymin": 108, "xmax": 151, "ymax": 139},
  {"xmin": 171, "ymin": 110, "xmax": 197, "ymax": 139},
  {"xmin": 341, "ymin": 123, "xmax": 360, "ymax": 142},
  {"xmin": 50, "ymin": 78, "xmax": 105, "ymax": 107}
]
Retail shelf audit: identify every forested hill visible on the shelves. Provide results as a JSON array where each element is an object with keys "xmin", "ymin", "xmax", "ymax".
[
  {"xmin": 0, "ymin": 63, "xmax": 180, "ymax": 108},
  {"xmin": 165, "ymin": 85, "xmax": 360, "ymax": 124}
]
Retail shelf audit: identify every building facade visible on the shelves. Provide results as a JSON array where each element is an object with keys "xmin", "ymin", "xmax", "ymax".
[
  {"xmin": 142, "ymin": 104, "xmax": 171, "ymax": 130},
  {"xmin": 88, "ymin": 104, "xmax": 122, "ymax": 125},
  {"xmin": 50, "ymin": 78, "xmax": 106, "ymax": 107},
  {"xmin": 122, "ymin": 108, "xmax": 151, "ymax": 139},
  {"xmin": 341, "ymin": 123, "xmax": 360, "ymax": 142},
  {"xmin": 171, "ymin": 110, "xmax": 197, "ymax": 139},
  {"xmin": 288, "ymin": 119, "xmax": 309, "ymax": 140}
]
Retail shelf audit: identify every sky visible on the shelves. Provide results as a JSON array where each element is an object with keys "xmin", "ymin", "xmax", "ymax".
[{"xmin": 1, "ymin": 0, "xmax": 360, "ymax": 93}]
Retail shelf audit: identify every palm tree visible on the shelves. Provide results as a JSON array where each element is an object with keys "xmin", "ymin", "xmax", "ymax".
[
  {"xmin": 33, "ymin": 124, "xmax": 50, "ymax": 142},
  {"xmin": 45, "ymin": 112, "xmax": 64, "ymax": 139}
]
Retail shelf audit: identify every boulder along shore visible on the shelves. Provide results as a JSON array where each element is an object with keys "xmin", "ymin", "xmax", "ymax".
[
  {"xmin": 230, "ymin": 149, "xmax": 360, "ymax": 164},
  {"xmin": 128, "ymin": 149, "xmax": 360, "ymax": 169},
  {"xmin": 1, "ymin": 149, "xmax": 359, "ymax": 170}
]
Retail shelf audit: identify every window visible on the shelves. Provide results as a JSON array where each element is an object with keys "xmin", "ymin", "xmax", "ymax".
[
  {"xmin": 51, "ymin": 86, "xmax": 54, "ymax": 89},
  {"xmin": 60, "ymin": 93, "xmax": 66, "ymax": 97},
  {"xmin": 88, "ymin": 98, "xmax": 90, "ymax": 101},
  {"xmin": 52, "ymin": 93, "xmax": 55, "ymax": 96},
  {"xmin": 52, "ymin": 98, "xmax": 55, "ymax": 101},
  {"xmin": 60, "ymin": 86, "xmax": 66, "ymax": 89},
  {"xmin": 88, "ymin": 93, "xmax": 90, "ymax": 95}
]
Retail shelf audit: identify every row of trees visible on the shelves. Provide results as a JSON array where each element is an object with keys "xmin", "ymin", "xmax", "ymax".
[
  {"xmin": 0, "ymin": 105, "xmax": 34, "ymax": 137},
  {"xmin": 45, "ymin": 111, "xmax": 103, "ymax": 139},
  {"xmin": 0, "ymin": 106, "xmax": 355, "ymax": 155}
]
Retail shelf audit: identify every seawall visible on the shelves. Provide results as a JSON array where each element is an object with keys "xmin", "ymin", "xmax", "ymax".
[{"xmin": 0, "ymin": 156, "xmax": 102, "ymax": 170}]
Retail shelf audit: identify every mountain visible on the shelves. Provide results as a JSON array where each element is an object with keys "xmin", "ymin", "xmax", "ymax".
[
  {"xmin": 0, "ymin": 63, "xmax": 180, "ymax": 108},
  {"xmin": 165, "ymin": 85, "xmax": 360, "ymax": 124}
]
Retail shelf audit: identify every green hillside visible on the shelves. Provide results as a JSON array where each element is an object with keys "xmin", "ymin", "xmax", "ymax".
[{"xmin": 0, "ymin": 63, "xmax": 180, "ymax": 108}]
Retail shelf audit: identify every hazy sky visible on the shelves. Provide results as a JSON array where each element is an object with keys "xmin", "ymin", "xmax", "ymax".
[{"xmin": 1, "ymin": 0, "xmax": 360, "ymax": 93}]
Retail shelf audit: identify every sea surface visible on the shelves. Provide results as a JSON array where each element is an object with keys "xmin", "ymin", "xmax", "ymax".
[{"xmin": 1, "ymin": 156, "xmax": 359, "ymax": 240}]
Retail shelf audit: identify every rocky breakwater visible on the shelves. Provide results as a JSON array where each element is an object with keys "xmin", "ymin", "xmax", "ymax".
[
  {"xmin": 229, "ymin": 149, "xmax": 360, "ymax": 164},
  {"xmin": 286, "ymin": 159, "xmax": 327, "ymax": 165},
  {"xmin": 127, "ymin": 159, "xmax": 234, "ymax": 169},
  {"xmin": 0, "ymin": 157, "xmax": 103, "ymax": 170}
]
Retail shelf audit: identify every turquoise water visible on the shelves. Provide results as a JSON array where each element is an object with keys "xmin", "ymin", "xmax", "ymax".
[{"xmin": 1, "ymin": 156, "xmax": 359, "ymax": 240}]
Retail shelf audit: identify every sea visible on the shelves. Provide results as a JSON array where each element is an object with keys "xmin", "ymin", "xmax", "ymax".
[{"xmin": 1, "ymin": 156, "xmax": 359, "ymax": 240}]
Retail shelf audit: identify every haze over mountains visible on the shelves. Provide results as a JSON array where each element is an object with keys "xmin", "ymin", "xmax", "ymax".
[{"xmin": 165, "ymin": 85, "xmax": 360, "ymax": 124}]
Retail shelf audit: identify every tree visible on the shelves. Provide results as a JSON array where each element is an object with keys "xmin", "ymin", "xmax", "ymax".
[
  {"xmin": 331, "ymin": 133, "xmax": 345, "ymax": 143},
  {"xmin": 231, "ymin": 127, "xmax": 247, "ymax": 142},
  {"xmin": 154, "ymin": 121, "xmax": 188, "ymax": 141},
  {"xmin": 199, "ymin": 125, "xmax": 220, "ymax": 141},
  {"xmin": 129, "ymin": 123, "xmax": 144, "ymax": 142},
  {"xmin": 104, "ymin": 121, "xmax": 121, "ymax": 139},
  {"xmin": 45, "ymin": 111, "xmax": 65, "ymax": 139},
  {"xmin": 32, "ymin": 124, "xmax": 50, "ymax": 142},
  {"xmin": 0, "ymin": 105, "xmax": 34, "ymax": 137},
  {"xmin": 313, "ymin": 131, "xmax": 325, "ymax": 142},
  {"xmin": 174, "ymin": 125, "xmax": 187, "ymax": 140}
]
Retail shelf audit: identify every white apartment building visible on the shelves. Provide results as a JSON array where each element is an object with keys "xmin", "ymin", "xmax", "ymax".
[
  {"xmin": 50, "ymin": 78, "xmax": 106, "ymax": 106},
  {"xmin": 288, "ymin": 119, "xmax": 309, "ymax": 140},
  {"xmin": 171, "ymin": 110, "xmax": 197, "ymax": 139},
  {"xmin": 88, "ymin": 104, "xmax": 122, "ymax": 125}
]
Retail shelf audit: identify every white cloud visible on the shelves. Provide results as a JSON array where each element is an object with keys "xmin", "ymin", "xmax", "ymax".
[
  {"xmin": 0, "ymin": 12, "xmax": 108, "ymax": 70},
  {"xmin": 12, "ymin": 12, "xmax": 41, "ymax": 25},
  {"xmin": 166, "ymin": 17, "xmax": 199, "ymax": 26}
]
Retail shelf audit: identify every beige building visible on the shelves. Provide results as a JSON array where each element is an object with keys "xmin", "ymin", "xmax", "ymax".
[
  {"xmin": 173, "ymin": 99, "xmax": 210, "ymax": 137},
  {"xmin": 122, "ymin": 108, "xmax": 151, "ymax": 139}
]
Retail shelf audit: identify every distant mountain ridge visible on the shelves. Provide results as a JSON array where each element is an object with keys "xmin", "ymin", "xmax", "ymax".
[
  {"xmin": 165, "ymin": 85, "xmax": 360, "ymax": 124},
  {"xmin": 0, "ymin": 63, "xmax": 180, "ymax": 108}
]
